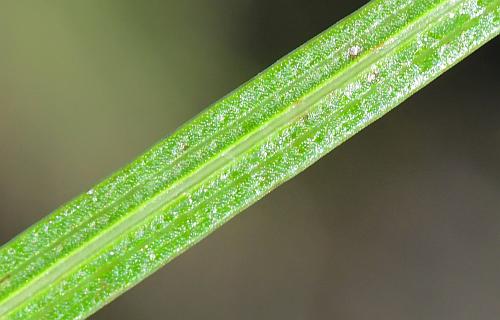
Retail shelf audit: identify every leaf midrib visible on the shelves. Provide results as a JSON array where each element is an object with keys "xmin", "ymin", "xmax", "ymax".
[
  {"xmin": 2, "ymin": 0, "xmax": 416, "ymax": 278},
  {"xmin": 0, "ymin": 1, "xmax": 413, "ymax": 285},
  {"xmin": 0, "ymin": 0, "xmax": 467, "ymax": 316}
]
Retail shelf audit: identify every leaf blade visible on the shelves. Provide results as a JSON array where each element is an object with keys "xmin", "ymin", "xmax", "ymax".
[{"xmin": 1, "ymin": 0, "xmax": 498, "ymax": 318}]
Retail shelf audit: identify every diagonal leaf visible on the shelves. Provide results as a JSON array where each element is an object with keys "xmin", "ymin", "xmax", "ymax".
[{"xmin": 1, "ymin": 0, "xmax": 498, "ymax": 318}]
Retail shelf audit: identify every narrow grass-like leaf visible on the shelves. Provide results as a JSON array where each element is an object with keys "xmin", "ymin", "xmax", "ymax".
[{"xmin": 1, "ymin": 0, "xmax": 498, "ymax": 318}]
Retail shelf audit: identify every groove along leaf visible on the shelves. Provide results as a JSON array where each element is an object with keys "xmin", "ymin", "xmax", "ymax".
[{"xmin": 0, "ymin": 0, "xmax": 498, "ymax": 318}]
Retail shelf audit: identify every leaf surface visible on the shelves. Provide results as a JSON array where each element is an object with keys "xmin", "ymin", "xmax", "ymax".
[{"xmin": 0, "ymin": 0, "xmax": 498, "ymax": 318}]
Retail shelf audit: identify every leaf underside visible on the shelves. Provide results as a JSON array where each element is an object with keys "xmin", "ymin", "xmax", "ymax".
[{"xmin": 1, "ymin": 0, "xmax": 498, "ymax": 318}]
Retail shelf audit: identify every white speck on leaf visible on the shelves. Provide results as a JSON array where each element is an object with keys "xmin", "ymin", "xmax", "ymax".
[{"xmin": 348, "ymin": 45, "xmax": 362, "ymax": 58}]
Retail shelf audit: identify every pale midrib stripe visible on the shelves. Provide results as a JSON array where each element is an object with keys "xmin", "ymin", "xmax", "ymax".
[
  {"xmin": 0, "ymin": 1, "xmax": 411, "ymax": 280},
  {"xmin": 0, "ymin": 0, "xmax": 414, "ymax": 294},
  {"xmin": 30, "ymin": 47, "xmax": 390, "ymax": 317},
  {"xmin": 0, "ymin": 0, "xmax": 463, "ymax": 316}
]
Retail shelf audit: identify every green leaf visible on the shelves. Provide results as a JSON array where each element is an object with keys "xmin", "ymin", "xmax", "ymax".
[{"xmin": 1, "ymin": 0, "xmax": 498, "ymax": 318}]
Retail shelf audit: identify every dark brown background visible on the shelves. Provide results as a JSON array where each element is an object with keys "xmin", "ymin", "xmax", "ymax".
[{"xmin": 1, "ymin": 1, "xmax": 499, "ymax": 319}]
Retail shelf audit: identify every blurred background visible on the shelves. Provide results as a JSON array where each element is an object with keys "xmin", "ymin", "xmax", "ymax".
[{"xmin": 0, "ymin": 1, "xmax": 499, "ymax": 319}]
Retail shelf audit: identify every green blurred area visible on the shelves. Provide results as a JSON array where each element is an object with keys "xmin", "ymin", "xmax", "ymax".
[
  {"xmin": 0, "ymin": 1, "xmax": 258, "ymax": 227},
  {"xmin": 0, "ymin": 1, "xmax": 499, "ymax": 319}
]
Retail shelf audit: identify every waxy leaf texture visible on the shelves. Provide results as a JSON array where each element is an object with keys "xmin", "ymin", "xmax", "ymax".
[{"xmin": 1, "ymin": 0, "xmax": 498, "ymax": 318}]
